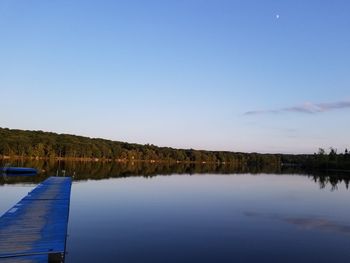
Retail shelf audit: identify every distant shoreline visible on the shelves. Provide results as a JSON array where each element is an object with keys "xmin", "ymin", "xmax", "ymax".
[
  {"xmin": 0, "ymin": 155, "xmax": 240, "ymax": 165},
  {"xmin": 1, "ymin": 127, "xmax": 350, "ymax": 171}
]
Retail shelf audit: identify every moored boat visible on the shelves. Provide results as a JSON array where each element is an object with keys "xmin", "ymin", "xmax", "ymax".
[{"xmin": 1, "ymin": 167, "xmax": 37, "ymax": 176}]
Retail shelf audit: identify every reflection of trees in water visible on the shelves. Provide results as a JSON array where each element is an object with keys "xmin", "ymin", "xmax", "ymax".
[
  {"xmin": 1, "ymin": 159, "xmax": 349, "ymax": 190},
  {"xmin": 310, "ymin": 174, "xmax": 349, "ymax": 191}
]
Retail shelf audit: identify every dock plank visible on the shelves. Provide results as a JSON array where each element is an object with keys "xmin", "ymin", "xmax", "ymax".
[{"xmin": 0, "ymin": 177, "xmax": 72, "ymax": 262}]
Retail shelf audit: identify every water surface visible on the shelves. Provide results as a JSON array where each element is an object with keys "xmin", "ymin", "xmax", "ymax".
[{"xmin": 0, "ymin": 162, "xmax": 349, "ymax": 262}]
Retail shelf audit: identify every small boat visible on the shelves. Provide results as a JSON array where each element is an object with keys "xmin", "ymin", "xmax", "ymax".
[{"xmin": 1, "ymin": 167, "xmax": 37, "ymax": 176}]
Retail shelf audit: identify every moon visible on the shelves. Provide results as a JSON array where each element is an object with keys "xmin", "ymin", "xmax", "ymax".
[{"xmin": 276, "ymin": 14, "xmax": 280, "ymax": 19}]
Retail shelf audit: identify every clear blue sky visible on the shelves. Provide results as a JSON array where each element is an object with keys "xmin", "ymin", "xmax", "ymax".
[{"xmin": 1, "ymin": 0, "xmax": 349, "ymax": 153}]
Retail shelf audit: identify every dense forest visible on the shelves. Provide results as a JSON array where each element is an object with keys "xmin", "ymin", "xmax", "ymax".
[
  {"xmin": 0, "ymin": 127, "xmax": 280, "ymax": 167},
  {"xmin": 1, "ymin": 127, "xmax": 349, "ymax": 171}
]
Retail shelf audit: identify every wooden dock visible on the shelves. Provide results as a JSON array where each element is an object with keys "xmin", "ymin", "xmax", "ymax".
[{"xmin": 0, "ymin": 177, "xmax": 72, "ymax": 263}]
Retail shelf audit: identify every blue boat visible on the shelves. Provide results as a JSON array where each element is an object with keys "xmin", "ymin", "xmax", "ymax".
[{"xmin": 1, "ymin": 167, "xmax": 37, "ymax": 176}]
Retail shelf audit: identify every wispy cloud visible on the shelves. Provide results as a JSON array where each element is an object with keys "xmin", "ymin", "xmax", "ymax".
[{"xmin": 245, "ymin": 100, "xmax": 350, "ymax": 115}]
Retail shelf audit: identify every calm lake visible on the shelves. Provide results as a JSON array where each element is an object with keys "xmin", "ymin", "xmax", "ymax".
[{"xmin": 0, "ymin": 161, "xmax": 349, "ymax": 262}]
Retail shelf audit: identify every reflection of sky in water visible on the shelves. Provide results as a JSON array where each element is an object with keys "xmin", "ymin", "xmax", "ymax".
[
  {"xmin": 0, "ymin": 184, "xmax": 34, "ymax": 215},
  {"xmin": 285, "ymin": 218, "xmax": 350, "ymax": 234},
  {"xmin": 244, "ymin": 211, "xmax": 350, "ymax": 235},
  {"xmin": 1, "ymin": 174, "xmax": 350, "ymax": 262}
]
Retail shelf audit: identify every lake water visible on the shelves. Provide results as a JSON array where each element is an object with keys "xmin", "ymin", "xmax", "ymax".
[{"xmin": 0, "ymin": 161, "xmax": 349, "ymax": 262}]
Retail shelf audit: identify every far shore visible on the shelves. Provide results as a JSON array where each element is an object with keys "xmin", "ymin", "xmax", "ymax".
[{"xmin": 0, "ymin": 155, "xmax": 234, "ymax": 165}]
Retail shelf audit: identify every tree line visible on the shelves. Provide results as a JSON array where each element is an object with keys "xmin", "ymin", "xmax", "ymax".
[
  {"xmin": 280, "ymin": 147, "xmax": 350, "ymax": 171},
  {"xmin": 305, "ymin": 147, "xmax": 350, "ymax": 170},
  {"xmin": 0, "ymin": 127, "xmax": 280, "ymax": 167},
  {"xmin": 1, "ymin": 127, "xmax": 349, "ymax": 171}
]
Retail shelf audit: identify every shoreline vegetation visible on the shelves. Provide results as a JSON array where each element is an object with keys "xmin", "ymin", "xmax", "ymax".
[{"xmin": 1, "ymin": 127, "xmax": 350, "ymax": 171}]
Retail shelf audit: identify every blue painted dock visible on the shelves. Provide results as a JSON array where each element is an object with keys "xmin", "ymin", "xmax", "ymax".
[{"xmin": 0, "ymin": 177, "xmax": 72, "ymax": 262}]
